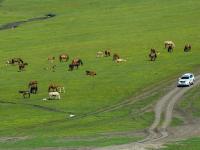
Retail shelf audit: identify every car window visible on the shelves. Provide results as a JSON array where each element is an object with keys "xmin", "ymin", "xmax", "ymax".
[
  {"xmin": 190, "ymin": 75, "xmax": 193, "ymax": 78},
  {"xmin": 181, "ymin": 76, "xmax": 189, "ymax": 79}
]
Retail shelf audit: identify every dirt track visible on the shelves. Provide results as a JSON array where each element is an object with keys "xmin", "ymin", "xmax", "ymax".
[{"xmin": 94, "ymin": 75, "xmax": 200, "ymax": 150}]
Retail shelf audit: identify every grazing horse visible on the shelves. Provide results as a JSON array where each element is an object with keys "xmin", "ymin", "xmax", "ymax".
[
  {"xmin": 19, "ymin": 90, "xmax": 30, "ymax": 98},
  {"xmin": 18, "ymin": 63, "xmax": 28, "ymax": 71},
  {"xmin": 96, "ymin": 51, "xmax": 104, "ymax": 58},
  {"xmin": 184, "ymin": 44, "xmax": 191, "ymax": 52},
  {"xmin": 164, "ymin": 41, "xmax": 175, "ymax": 49},
  {"xmin": 113, "ymin": 53, "xmax": 120, "ymax": 61},
  {"xmin": 104, "ymin": 50, "xmax": 111, "ymax": 57},
  {"xmin": 86, "ymin": 70, "xmax": 96, "ymax": 76},
  {"xmin": 48, "ymin": 84, "xmax": 65, "ymax": 93},
  {"xmin": 59, "ymin": 54, "xmax": 69, "ymax": 62},
  {"xmin": 68, "ymin": 58, "xmax": 83, "ymax": 71},
  {"xmin": 28, "ymin": 81, "xmax": 38, "ymax": 94},
  {"xmin": 7, "ymin": 58, "xmax": 23, "ymax": 65},
  {"xmin": 149, "ymin": 48, "xmax": 157, "ymax": 61},
  {"xmin": 48, "ymin": 92, "xmax": 61, "ymax": 100},
  {"xmin": 48, "ymin": 56, "xmax": 55, "ymax": 63}
]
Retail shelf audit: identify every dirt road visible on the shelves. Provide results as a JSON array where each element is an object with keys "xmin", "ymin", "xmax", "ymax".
[{"xmin": 94, "ymin": 75, "xmax": 200, "ymax": 150}]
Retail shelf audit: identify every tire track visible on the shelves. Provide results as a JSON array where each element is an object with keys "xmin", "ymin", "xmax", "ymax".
[{"xmin": 94, "ymin": 75, "xmax": 200, "ymax": 150}]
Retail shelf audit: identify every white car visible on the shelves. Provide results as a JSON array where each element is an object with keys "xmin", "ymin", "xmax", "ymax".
[{"xmin": 177, "ymin": 73, "xmax": 195, "ymax": 87}]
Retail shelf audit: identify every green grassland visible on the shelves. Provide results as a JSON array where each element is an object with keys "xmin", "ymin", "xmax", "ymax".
[
  {"xmin": 1, "ymin": 0, "xmax": 200, "ymax": 149},
  {"xmin": 163, "ymin": 138, "xmax": 200, "ymax": 150}
]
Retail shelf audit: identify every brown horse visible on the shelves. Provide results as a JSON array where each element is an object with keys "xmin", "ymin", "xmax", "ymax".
[
  {"xmin": 59, "ymin": 54, "xmax": 69, "ymax": 62},
  {"xmin": 18, "ymin": 63, "xmax": 28, "ymax": 71},
  {"xmin": 28, "ymin": 81, "xmax": 38, "ymax": 94},
  {"xmin": 184, "ymin": 44, "xmax": 191, "ymax": 52},
  {"xmin": 86, "ymin": 70, "xmax": 96, "ymax": 76},
  {"xmin": 113, "ymin": 53, "xmax": 120, "ymax": 61},
  {"xmin": 48, "ymin": 84, "xmax": 65, "ymax": 93},
  {"xmin": 149, "ymin": 48, "xmax": 157, "ymax": 61},
  {"xmin": 68, "ymin": 58, "xmax": 83, "ymax": 71}
]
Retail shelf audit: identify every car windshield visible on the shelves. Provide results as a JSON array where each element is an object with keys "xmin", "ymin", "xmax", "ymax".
[{"xmin": 181, "ymin": 76, "xmax": 189, "ymax": 79}]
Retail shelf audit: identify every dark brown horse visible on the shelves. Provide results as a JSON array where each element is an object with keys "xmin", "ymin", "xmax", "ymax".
[
  {"xmin": 149, "ymin": 48, "xmax": 157, "ymax": 61},
  {"xmin": 59, "ymin": 54, "xmax": 69, "ymax": 62},
  {"xmin": 104, "ymin": 50, "xmax": 111, "ymax": 57},
  {"xmin": 28, "ymin": 81, "xmax": 38, "ymax": 94},
  {"xmin": 18, "ymin": 63, "xmax": 28, "ymax": 71},
  {"xmin": 184, "ymin": 44, "xmax": 191, "ymax": 52},
  {"xmin": 68, "ymin": 58, "xmax": 83, "ymax": 71},
  {"xmin": 86, "ymin": 70, "xmax": 96, "ymax": 76},
  {"xmin": 113, "ymin": 53, "xmax": 120, "ymax": 61}
]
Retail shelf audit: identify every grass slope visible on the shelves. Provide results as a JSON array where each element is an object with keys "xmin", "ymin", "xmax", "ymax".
[{"xmin": 0, "ymin": 0, "xmax": 200, "ymax": 148}]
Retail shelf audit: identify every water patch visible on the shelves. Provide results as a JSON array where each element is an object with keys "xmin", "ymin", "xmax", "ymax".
[{"xmin": 0, "ymin": 13, "xmax": 56, "ymax": 30}]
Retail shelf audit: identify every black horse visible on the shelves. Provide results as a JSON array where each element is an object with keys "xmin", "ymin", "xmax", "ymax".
[{"xmin": 68, "ymin": 59, "xmax": 83, "ymax": 71}]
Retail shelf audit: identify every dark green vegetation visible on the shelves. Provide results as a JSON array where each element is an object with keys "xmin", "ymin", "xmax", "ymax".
[{"xmin": 1, "ymin": 0, "xmax": 200, "ymax": 149}]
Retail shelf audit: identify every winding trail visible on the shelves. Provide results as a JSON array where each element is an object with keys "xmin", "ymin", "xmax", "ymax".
[{"xmin": 94, "ymin": 75, "xmax": 200, "ymax": 150}]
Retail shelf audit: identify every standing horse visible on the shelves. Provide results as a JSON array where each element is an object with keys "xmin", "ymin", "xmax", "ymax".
[
  {"xmin": 104, "ymin": 50, "xmax": 111, "ymax": 57},
  {"xmin": 149, "ymin": 48, "xmax": 157, "ymax": 61},
  {"xmin": 68, "ymin": 58, "xmax": 83, "ymax": 71},
  {"xmin": 48, "ymin": 84, "xmax": 65, "ymax": 93},
  {"xmin": 164, "ymin": 41, "xmax": 175, "ymax": 49},
  {"xmin": 59, "ymin": 54, "xmax": 69, "ymax": 62},
  {"xmin": 168, "ymin": 45, "xmax": 173, "ymax": 53},
  {"xmin": 113, "ymin": 53, "xmax": 120, "ymax": 61},
  {"xmin": 184, "ymin": 44, "xmax": 191, "ymax": 52},
  {"xmin": 96, "ymin": 51, "xmax": 104, "ymax": 58},
  {"xmin": 28, "ymin": 81, "xmax": 38, "ymax": 94},
  {"xmin": 18, "ymin": 63, "xmax": 28, "ymax": 71}
]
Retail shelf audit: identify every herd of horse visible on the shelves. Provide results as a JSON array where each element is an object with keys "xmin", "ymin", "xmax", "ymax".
[
  {"xmin": 11, "ymin": 41, "xmax": 191, "ymax": 99},
  {"xmin": 19, "ymin": 81, "xmax": 65, "ymax": 99},
  {"xmin": 148, "ymin": 41, "xmax": 192, "ymax": 61}
]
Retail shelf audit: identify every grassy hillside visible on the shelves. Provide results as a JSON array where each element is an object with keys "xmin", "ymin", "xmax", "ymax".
[{"xmin": 1, "ymin": 0, "xmax": 200, "ymax": 149}]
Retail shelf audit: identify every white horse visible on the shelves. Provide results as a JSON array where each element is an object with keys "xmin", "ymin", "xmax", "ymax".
[
  {"xmin": 48, "ymin": 92, "xmax": 60, "ymax": 100},
  {"xmin": 96, "ymin": 51, "xmax": 104, "ymax": 58},
  {"xmin": 164, "ymin": 41, "xmax": 175, "ymax": 48}
]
